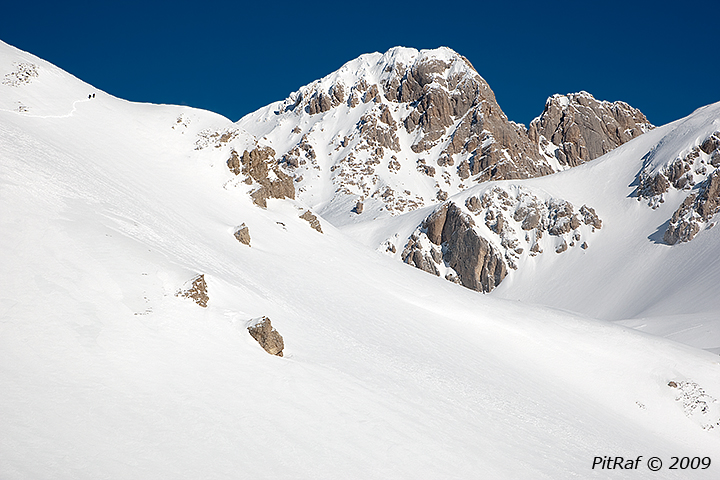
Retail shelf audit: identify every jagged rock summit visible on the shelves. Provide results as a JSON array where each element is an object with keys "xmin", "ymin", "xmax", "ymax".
[
  {"xmin": 241, "ymin": 46, "xmax": 544, "ymax": 222},
  {"xmin": 529, "ymin": 91, "xmax": 653, "ymax": 167}
]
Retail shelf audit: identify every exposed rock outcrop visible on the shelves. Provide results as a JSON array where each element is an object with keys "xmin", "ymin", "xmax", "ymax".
[
  {"xmin": 2, "ymin": 62, "xmax": 39, "ymax": 86},
  {"xmin": 239, "ymin": 47, "xmax": 650, "ymax": 221},
  {"xmin": 638, "ymin": 132, "xmax": 720, "ymax": 204},
  {"xmin": 227, "ymin": 146, "xmax": 295, "ymax": 208},
  {"xmin": 529, "ymin": 92, "xmax": 653, "ymax": 167},
  {"xmin": 637, "ymin": 171, "xmax": 670, "ymax": 199},
  {"xmin": 664, "ymin": 171, "xmax": 720, "ymax": 244},
  {"xmin": 177, "ymin": 274, "xmax": 209, "ymax": 308},
  {"xmin": 234, "ymin": 224, "xmax": 251, "ymax": 246},
  {"xmin": 300, "ymin": 210, "xmax": 323, "ymax": 233},
  {"xmin": 245, "ymin": 47, "xmax": 563, "ymax": 217},
  {"xmin": 579, "ymin": 205, "xmax": 602, "ymax": 230},
  {"xmin": 403, "ymin": 203, "xmax": 507, "ymax": 293},
  {"xmin": 636, "ymin": 131, "xmax": 720, "ymax": 244},
  {"xmin": 400, "ymin": 186, "xmax": 602, "ymax": 292},
  {"xmin": 667, "ymin": 380, "xmax": 720, "ymax": 431},
  {"xmin": 247, "ymin": 317, "xmax": 284, "ymax": 356},
  {"xmin": 196, "ymin": 128, "xmax": 242, "ymax": 150}
]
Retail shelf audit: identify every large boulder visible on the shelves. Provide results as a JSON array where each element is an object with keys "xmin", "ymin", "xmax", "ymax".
[{"xmin": 247, "ymin": 317, "xmax": 284, "ymax": 357}]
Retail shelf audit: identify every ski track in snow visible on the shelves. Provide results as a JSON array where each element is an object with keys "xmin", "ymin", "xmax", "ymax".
[{"xmin": 0, "ymin": 97, "xmax": 91, "ymax": 118}]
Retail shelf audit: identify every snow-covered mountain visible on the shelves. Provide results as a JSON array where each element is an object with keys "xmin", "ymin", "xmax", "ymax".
[
  {"xmin": 233, "ymin": 47, "xmax": 658, "ymax": 296},
  {"xmin": 237, "ymin": 47, "xmax": 652, "ymax": 226},
  {"xmin": 2, "ymin": 40, "xmax": 720, "ymax": 479}
]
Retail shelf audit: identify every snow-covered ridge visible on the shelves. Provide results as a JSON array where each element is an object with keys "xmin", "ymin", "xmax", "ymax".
[{"xmin": 634, "ymin": 103, "xmax": 720, "ymax": 243}]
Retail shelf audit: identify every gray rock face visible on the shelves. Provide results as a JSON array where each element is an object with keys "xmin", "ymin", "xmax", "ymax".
[
  {"xmin": 401, "ymin": 186, "xmax": 602, "ymax": 292},
  {"xmin": 636, "ymin": 131, "xmax": 720, "ymax": 244},
  {"xmin": 637, "ymin": 132, "xmax": 720, "ymax": 205},
  {"xmin": 697, "ymin": 171, "xmax": 720, "ymax": 219},
  {"xmin": 403, "ymin": 203, "xmax": 507, "ymax": 293},
  {"xmin": 384, "ymin": 56, "xmax": 553, "ymax": 182},
  {"xmin": 247, "ymin": 317, "xmax": 284, "ymax": 357},
  {"xmin": 401, "ymin": 236, "xmax": 440, "ymax": 276},
  {"xmin": 579, "ymin": 205, "xmax": 602, "ymax": 230},
  {"xmin": 638, "ymin": 172, "xmax": 670, "ymax": 198},
  {"xmin": 529, "ymin": 92, "xmax": 653, "ymax": 167},
  {"xmin": 437, "ymin": 204, "xmax": 507, "ymax": 292}
]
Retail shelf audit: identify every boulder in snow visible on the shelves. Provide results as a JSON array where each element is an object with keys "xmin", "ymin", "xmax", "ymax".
[
  {"xmin": 247, "ymin": 317, "xmax": 284, "ymax": 357},
  {"xmin": 177, "ymin": 274, "xmax": 209, "ymax": 308},
  {"xmin": 234, "ymin": 224, "xmax": 251, "ymax": 246}
]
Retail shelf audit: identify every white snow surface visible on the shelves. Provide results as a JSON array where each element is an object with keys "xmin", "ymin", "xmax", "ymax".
[{"xmin": 2, "ymin": 40, "xmax": 720, "ymax": 479}]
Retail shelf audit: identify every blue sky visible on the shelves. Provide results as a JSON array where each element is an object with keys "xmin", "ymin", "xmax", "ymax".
[{"xmin": 2, "ymin": 0, "xmax": 717, "ymax": 126}]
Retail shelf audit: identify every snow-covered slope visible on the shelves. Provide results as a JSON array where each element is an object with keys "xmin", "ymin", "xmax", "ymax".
[
  {"xmin": 352, "ymin": 102, "xmax": 720, "ymax": 353},
  {"xmin": 2, "ymin": 40, "xmax": 720, "ymax": 479},
  {"xmin": 492, "ymin": 103, "xmax": 720, "ymax": 351}
]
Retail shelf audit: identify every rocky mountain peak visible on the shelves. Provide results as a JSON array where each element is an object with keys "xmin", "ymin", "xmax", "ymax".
[{"xmin": 237, "ymin": 47, "xmax": 556, "ymax": 222}]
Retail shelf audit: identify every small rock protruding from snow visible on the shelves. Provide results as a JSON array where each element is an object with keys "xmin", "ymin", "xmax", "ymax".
[
  {"xmin": 300, "ymin": 210, "xmax": 323, "ymax": 233},
  {"xmin": 234, "ymin": 224, "xmax": 251, "ymax": 246},
  {"xmin": 354, "ymin": 200, "xmax": 364, "ymax": 214},
  {"xmin": 177, "ymin": 274, "xmax": 209, "ymax": 308},
  {"xmin": 247, "ymin": 317, "xmax": 284, "ymax": 357},
  {"xmin": 2, "ymin": 62, "xmax": 39, "ymax": 87}
]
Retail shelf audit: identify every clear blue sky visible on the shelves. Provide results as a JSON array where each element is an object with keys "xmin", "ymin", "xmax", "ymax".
[{"xmin": 2, "ymin": 0, "xmax": 717, "ymax": 126}]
